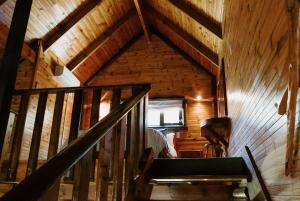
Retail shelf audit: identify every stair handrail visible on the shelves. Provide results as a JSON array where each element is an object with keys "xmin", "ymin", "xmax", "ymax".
[{"xmin": 0, "ymin": 84, "xmax": 151, "ymax": 201}]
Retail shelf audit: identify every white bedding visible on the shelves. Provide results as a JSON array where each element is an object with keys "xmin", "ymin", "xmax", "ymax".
[{"xmin": 146, "ymin": 128, "xmax": 177, "ymax": 158}]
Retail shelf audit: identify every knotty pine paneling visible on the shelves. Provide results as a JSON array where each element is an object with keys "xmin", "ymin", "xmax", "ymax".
[
  {"xmin": 90, "ymin": 35, "xmax": 215, "ymax": 139},
  {"xmin": 224, "ymin": 0, "xmax": 299, "ymax": 200}
]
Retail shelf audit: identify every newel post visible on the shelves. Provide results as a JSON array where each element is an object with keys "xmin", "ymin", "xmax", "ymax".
[{"xmin": 0, "ymin": 0, "xmax": 33, "ymax": 156}]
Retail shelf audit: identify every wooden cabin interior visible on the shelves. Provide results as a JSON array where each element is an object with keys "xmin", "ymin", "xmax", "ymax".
[{"xmin": 0, "ymin": 0, "xmax": 299, "ymax": 201}]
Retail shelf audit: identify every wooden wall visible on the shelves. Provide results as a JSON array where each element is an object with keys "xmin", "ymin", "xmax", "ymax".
[
  {"xmin": 1, "ymin": 46, "xmax": 78, "ymax": 163},
  {"xmin": 90, "ymin": 35, "xmax": 215, "ymax": 139},
  {"xmin": 224, "ymin": 0, "xmax": 299, "ymax": 200}
]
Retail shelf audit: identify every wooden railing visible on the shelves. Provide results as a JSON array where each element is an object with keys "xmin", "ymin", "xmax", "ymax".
[{"xmin": 0, "ymin": 83, "xmax": 150, "ymax": 201}]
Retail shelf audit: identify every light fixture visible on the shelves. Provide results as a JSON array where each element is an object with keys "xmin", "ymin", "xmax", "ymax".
[{"xmin": 196, "ymin": 95, "xmax": 202, "ymax": 101}]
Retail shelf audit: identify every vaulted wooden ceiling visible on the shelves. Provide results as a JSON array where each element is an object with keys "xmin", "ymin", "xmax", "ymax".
[{"xmin": 0, "ymin": 0, "xmax": 224, "ymax": 83}]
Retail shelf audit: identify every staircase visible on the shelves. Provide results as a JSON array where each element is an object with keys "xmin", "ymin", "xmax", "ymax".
[
  {"xmin": 128, "ymin": 149, "xmax": 251, "ymax": 201},
  {"xmin": 0, "ymin": 84, "xmax": 254, "ymax": 201}
]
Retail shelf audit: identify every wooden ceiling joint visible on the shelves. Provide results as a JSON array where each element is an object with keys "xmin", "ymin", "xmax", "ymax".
[
  {"xmin": 67, "ymin": 8, "xmax": 137, "ymax": 72},
  {"xmin": 145, "ymin": 4, "xmax": 219, "ymax": 66},
  {"xmin": 168, "ymin": 0, "xmax": 223, "ymax": 39},
  {"xmin": 152, "ymin": 28, "xmax": 217, "ymax": 77},
  {"xmin": 43, "ymin": 0, "xmax": 102, "ymax": 52},
  {"xmin": 133, "ymin": 0, "xmax": 151, "ymax": 42}
]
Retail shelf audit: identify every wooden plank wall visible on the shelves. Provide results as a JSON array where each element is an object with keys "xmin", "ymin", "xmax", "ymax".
[
  {"xmin": 224, "ymin": 0, "xmax": 299, "ymax": 200},
  {"xmin": 90, "ymin": 35, "xmax": 214, "ymax": 139},
  {"xmin": 0, "ymin": 49, "xmax": 77, "ymax": 164}
]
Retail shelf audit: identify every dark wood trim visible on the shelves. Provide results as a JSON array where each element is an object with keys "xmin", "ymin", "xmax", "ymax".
[
  {"xmin": 245, "ymin": 146, "xmax": 272, "ymax": 201},
  {"xmin": 13, "ymin": 83, "xmax": 148, "ymax": 95},
  {"xmin": 85, "ymin": 31, "xmax": 143, "ymax": 85},
  {"xmin": 26, "ymin": 92, "xmax": 48, "ymax": 176},
  {"xmin": 222, "ymin": 59, "xmax": 228, "ymax": 116},
  {"xmin": 145, "ymin": 4, "xmax": 219, "ymax": 66},
  {"xmin": 67, "ymin": 8, "xmax": 136, "ymax": 71},
  {"xmin": 43, "ymin": 0, "xmax": 102, "ymax": 51},
  {"xmin": 0, "ymin": 0, "xmax": 33, "ymax": 157},
  {"xmin": 153, "ymin": 29, "xmax": 216, "ymax": 77},
  {"xmin": 168, "ymin": 0, "xmax": 222, "ymax": 39},
  {"xmin": 6, "ymin": 94, "xmax": 30, "ymax": 180},
  {"xmin": 134, "ymin": 0, "xmax": 151, "ymax": 42},
  {"xmin": 0, "ymin": 84, "xmax": 150, "ymax": 201}
]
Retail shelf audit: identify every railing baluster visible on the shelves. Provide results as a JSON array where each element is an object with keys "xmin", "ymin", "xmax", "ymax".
[
  {"xmin": 124, "ymin": 109, "xmax": 135, "ymax": 196},
  {"xmin": 26, "ymin": 92, "xmax": 48, "ymax": 176},
  {"xmin": 90, "ymin": 88, "xmax": 101, "ymax": 181},
  {"xmin": 72, "ymin": 90, "xmax": 93, "ymax": 201},
  {"xmin": 66, "ymin": 90, "xmax": 83, "ymax": 180},
  {"xmin": 110, "ymin": 89, "xmax": 121, "ymax": 178},
  {"xmin": 39, "ymin": 91, "xmax": 65, "ymax": 201},
  {"xmin": 112, "ymin": 117, "xmax": 126, "ymax": 201},
  {"xmin": 6, "ymin": 94, "xmax": 30, "ymax": 180}
]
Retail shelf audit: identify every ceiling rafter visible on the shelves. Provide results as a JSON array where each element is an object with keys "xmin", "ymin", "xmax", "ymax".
[
  {"xmin": 134, "ymin": 0, "xmax": 151, "ymax": 42},
  {"xmin": 43, "ymin": 0, "xmax": 102, "ymax": 52},
  {"xmin": 153, "ymin": 29, "xmax": 216, "ymax": 77},
  {"xmin": 67, "ymin": 8, "xmax": 136, "ymax": 71},
  {"xmin": 85, "ymin": 31, "xmax": 143, "ymax": 85},
  {"xmin": 0, "ymin": 21, "xmax": 35, "ymax": 63},
  {"xmin": 145, "ymin": 4, "xmax": 219, "ymax": 67},
  {"xmin": 168, "ymin": 0, "xmax": 223, "ymax": 39}
]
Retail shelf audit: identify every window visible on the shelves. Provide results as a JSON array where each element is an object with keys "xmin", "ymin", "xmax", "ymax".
[{"xmin": 148, "ymin": 98, "xmax": 185, "ymax": 127}]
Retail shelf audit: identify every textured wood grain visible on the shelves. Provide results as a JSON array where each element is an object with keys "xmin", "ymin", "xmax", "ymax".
[{"xmin": 224, "ymin": 0, "xmax": 299, "ymax": 200}]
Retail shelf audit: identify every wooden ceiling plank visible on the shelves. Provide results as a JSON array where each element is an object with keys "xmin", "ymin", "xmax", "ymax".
[
  {"xmin": 85, "ymin": 31, "xmax": 143, "ymax": 85},
  {"xmin": 168, "ymin": 0, "xmax": 223, "ymax": 39},
  {"xmin": 134, "ymin": 0, "xmax": 151, "ymax": 42},
  {"xmin": 67, "ymin": 8, "xmax": 136, "ymax": 71},
  {"xmin": 145, "ymin": 4, "xmax": 219, "ymax": 66},
  {"xmin": 152, "ymin": 28, "xmax": 216, "ymax": 77},
  {"xmin": 0, "ymin": 21, "xmax": 35, "ymax": 63},
  {"xmin": 43, "ymin": 0, "xmax": 102, "ymax": 51}
]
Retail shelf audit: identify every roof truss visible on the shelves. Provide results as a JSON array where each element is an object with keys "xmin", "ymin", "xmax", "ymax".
[
  {"xmin": 67, "ymin": 8, "xmax": 136, "ymax": 71},
  {"xmin": 168, "ymin": 0, "xmax": 223, "ymax": 39},
  {"xmin": 134, "ymin": 0, "xmax": 151, "ymax": 42},
  {"xmin": 145, "ymin": 4, "xmax": 219, "ymax": 67},
  {"xmin": 43, "ymin": 0, "xmax": 102, "ymax": 51}
]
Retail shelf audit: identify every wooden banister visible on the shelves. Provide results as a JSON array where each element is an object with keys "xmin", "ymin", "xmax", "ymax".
[
  {"xmin": 0, "ymin": 84, "xmax": 150, "ymax": 201},
  {"xmin": 12, "ymin": 83, "xmax": 148, "ymax": 95},
  {"xmin": 245, "ymin": 146, "xmax": 272, "ymax": 201}
]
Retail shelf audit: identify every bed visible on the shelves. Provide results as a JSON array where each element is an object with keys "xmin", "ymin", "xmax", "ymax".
[{"xmin": 146, "ymin": 128, "xmax": 177, "ymax": 158}]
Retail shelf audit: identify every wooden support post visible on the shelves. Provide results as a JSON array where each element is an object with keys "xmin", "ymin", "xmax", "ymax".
[
  {"xmin": 90, "ymin": 88, "xmax": 101, "ymax": 180},
  {"xmin": 66, "ymin": 91, "xmax": 83, "ymax": 179},
  {"xmin": 6, "ymin": 94, "xmax": 30, "ymax": 180},
  {"xmin": 0, "ymin": 0, "xmax": 33, "ymax": 157},
  {"xmin": 26, "ymin": 92, "xmax": 48, "ymax": 176},
  {"xmin": 134, "ymin": 0, "xmax": 151, "ymax": 42},
  {"xmin": 112, "ymin": 117, "xmax": 126, "ymax": 201},
  {"xmin": 39, "ymin": 91, "xmax": 65, "ymax": 201},
  {"xmin": 95, "ymin": 89, "xmax": 121, "ymax": 201},
  {"xmin": 124, "ymin": 109, "xmax": 135, "ymax": 196},
  {"xmin": 72, "ymin": 90, "xmax": 94, "ymax": 201},
  {"xmin": 110, "ymin": 89, "xmax": 121, "ymax": 178}
]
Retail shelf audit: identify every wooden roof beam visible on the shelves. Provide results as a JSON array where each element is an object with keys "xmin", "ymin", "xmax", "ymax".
[
  {"xmin": 0, "ymin": 21, "xmax": 35, "ymax": 63},
  {"xmin": 85, "ymin": 32, "xmax": 143, "ymax": 85},
  {"xmin": 168, "ymin": 0, "xmax": 222, "ymax": 39},
  {"xmin": 67, "ymin": 8, "xmax": 136, "ymax": 71},
  {"xmin": 145, "ymin": 4, "xmax": 219, "ymax": 66},
  {"xmin": 134, "ymin": 0, "xmax": 151, "ymax": 42},
  {"xmin": 43, "ymin": 0, "xmax": 102, "ymax": 52}
]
